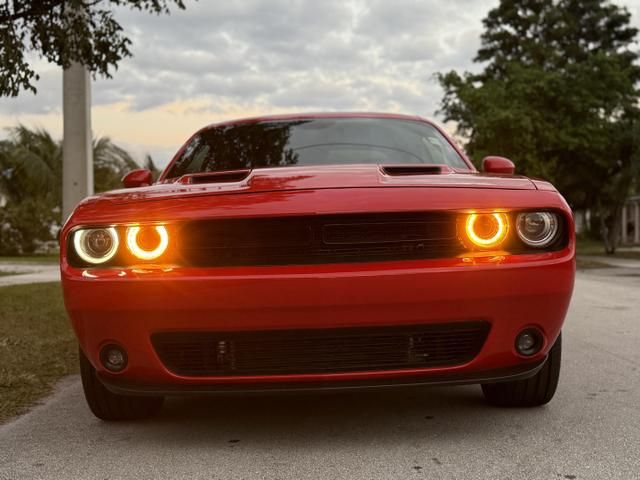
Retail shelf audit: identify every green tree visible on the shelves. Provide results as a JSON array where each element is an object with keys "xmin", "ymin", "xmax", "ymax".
[
  {"xmin": 437, "ymin": 0, "xmax": 640, "ymax": 253},
  {"xmin": 0, "ymin": 126, "xmax": 62, "ymax": 204},
  {"xmin": 0, "ymin": 0, "xmax": 187, "ymax": 96},
  {"xmin": 0, "ymin": 125, "xmax": 147, "ymax": 254},
  {"xmin": 0, "ymin": 127, "xmax": 61, "ymax": 254},
  {"xmin": 94, "ymin": 136, "xmax": 139, "ymax": 192},
  {"xmin": 0, "ymin": 199, "xmax": 57, "ymax": 254}
]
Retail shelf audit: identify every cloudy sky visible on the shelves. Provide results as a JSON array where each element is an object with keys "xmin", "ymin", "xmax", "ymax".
[{"xmin": 1, "ymin": 0, "xmax": 639, "ymax": 167}]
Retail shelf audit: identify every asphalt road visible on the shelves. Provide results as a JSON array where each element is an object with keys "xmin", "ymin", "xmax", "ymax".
[{"xmin": 0, "ymin": 268, "xmax": 639, "ymax": 480}]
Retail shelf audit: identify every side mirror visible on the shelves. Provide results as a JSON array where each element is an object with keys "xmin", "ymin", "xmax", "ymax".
[
  {"xmin": 482, "ymin": 156, "xmax": 515, "ymax": 175},
  {"xmin": 122, "ymin": 169, "xmax": 153, "ymax": 188}
]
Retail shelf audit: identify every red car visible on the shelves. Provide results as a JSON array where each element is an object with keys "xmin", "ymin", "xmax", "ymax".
[{"xmin": 60, "ymin": 113, "xmax": 575, "ymax": 420}]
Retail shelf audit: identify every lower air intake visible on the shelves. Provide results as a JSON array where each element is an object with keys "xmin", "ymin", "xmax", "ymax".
[{"xmin": 151, "ymin": 322, "xmax": 490, "ymax": 376}]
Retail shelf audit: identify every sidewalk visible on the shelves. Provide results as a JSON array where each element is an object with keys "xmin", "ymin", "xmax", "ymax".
[{"xmin": 0, "ymin": 263, "xmax": 60, "ymax": 286}]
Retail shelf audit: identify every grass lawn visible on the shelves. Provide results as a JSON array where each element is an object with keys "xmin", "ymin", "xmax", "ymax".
[
  {"xmin": 0, "ymin": 255, "xmax": 59, "ymax": 265},
  {"xmin": 576, "ymin": 237, "xmax": 607, "ymax": 255},
  {"xmin": 0, "ymin": 271, "xmax": 24, "ymax": 277},
  {"xmin": 576, "ymin": 237, "xmax": 640, "ymax": 260},
  {"xmin": 575, "ymin": 257, "xmax": 612, "ymax": 269},
  {"xmin": 0, "ymin": 283, "xmax": 77, "ymax": 423}
]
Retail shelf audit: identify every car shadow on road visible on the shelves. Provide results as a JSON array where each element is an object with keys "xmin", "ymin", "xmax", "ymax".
[{"xmin": 106, "ymin": 385, "xmax": 555, "ymax": 448}]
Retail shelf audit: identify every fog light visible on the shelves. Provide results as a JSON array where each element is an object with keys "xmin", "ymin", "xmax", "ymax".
[
  {"xmin": 100, "ymin": 345, "xmax": 128, "ymax": 372},
  {"xmin": 515, "ymin": 328, "xmax": 543, "ymax": 356}
]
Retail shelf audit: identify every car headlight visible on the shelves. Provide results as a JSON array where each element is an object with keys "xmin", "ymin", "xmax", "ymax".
[
  {"xmin": 516, "ymin": 212, "xmax": 559, "ymax": 247},
  {"xmin": 465, "ymin": 212, "xmax": 509, "ymax": 249},
  {"xmin": 126, "ymin": 225, "xmax": 169, "ymax": 260},
  {"xmin": 73, "ymin": 227, "xmax": 119, "ymax": 264}
]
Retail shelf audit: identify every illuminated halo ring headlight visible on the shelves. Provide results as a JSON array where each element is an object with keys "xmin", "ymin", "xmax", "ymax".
[
  {"xmin": 73, "ymin": 227, "xmax": 119, "ymax": 264},
  {"xmin": 465, "ymin": 212, "xmax": 509, "ymax": 248},
  {"xmin": 516, "ymin": 212, "xmax": 559, "ymax": 248},
  {"xmin": 126, "ymin": 225, "xmax": 169, "ymax": 261}
]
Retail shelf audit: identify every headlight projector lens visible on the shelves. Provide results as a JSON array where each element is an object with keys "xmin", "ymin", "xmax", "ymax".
[
  {"xmin": 73, "ymin": 228, "xmax": 119, "ymax": 264},
  {"xmin": 516, "ymin": 212, "xmax": 559, "ymax": 247}
]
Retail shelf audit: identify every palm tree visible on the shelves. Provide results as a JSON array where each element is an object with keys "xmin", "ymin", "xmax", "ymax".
[
  {"xmin": 0, "ymin": 126, "xmax": 62, "ymax": 205},
  {"xmin": 0, "ymin": 125, "xmax": 150, "ymax": 254},
  {"xmin": 0, "ymin": 139, "xmax": 16, "ymax": 204},
  {"xmin": 0, "ymin": 126, "xmax": 151, "ymax": 204},
  {"xmin": 93, "ymin": 136, "xmax": 139, "ymax": 192},
  {"xmin": 0, "ymin": 127, "xmax": 62, "ymax": 253},
  {"xmin": 143, "ymin": 154, "xmax": 161, "ymax": 181}
]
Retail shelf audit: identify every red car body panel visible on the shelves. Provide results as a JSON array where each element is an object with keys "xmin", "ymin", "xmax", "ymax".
[
  {"xmin": 60, "ymin": 113, "xmax": 575, "ymax": 393},
  {"xmin": 98, "ymin": 165, "xmax": 536, "ymax": 206}
]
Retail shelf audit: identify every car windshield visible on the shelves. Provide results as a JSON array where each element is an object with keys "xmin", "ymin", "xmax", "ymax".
[{"xmin": 166, "ymin": 118, "xmax": 468, "ymax": 178}]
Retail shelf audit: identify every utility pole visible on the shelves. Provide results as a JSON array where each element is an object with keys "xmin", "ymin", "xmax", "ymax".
[{"xmin": 62, "ymin": 63, "xmax": 93, "ymax": 220}]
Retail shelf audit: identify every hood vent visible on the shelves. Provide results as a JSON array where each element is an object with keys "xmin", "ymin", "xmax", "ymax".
[
  {"xmin": 179, "ymin": 169, "xmax": 251, "ymax": 185},
  {"xmin": 381, "ymin": 165, "xmax": 452, "ymax": 176}
]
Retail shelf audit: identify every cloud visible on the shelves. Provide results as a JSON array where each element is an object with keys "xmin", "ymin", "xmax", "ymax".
[{"xmin": 2, "ymin": 0, "xmax": 494, "ymax": 116}]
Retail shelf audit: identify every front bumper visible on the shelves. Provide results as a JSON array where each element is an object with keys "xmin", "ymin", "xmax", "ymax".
[
  {"xmin": 99, "ymin": 359, "xmax": 548, "ymax": 396},
  {"xmin": 62, "ymin": 247, "xmax": 575, "ymax": 393}
]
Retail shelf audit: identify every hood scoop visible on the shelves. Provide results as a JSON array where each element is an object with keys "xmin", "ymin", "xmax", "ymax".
[
  {"xmin": 102, "ymin": 164, "xmax": 536, "ymax": 206},
  {"xmin": 381, "ymin": 165, "xmax": 453, "ymax": 176},
  {"xmin": 178, "ymin": 169, "xmax": 251, "ymax": 185}
]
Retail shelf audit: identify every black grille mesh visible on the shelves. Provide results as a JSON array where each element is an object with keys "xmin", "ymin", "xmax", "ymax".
[
  {"xmin": 151, "ymin": 322, "xmax": 490, "ymax": 376},
  {"xmin": 178, "ymin": 212, "xmax": 461, "ymax": 267}
]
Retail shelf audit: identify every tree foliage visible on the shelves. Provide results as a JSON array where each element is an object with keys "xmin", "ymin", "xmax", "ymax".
[
  {"xmin": 437, "ymin": 0, "xmax": 640, "ymax": 252},
  {"xmin": 0, "ymin": 125, "xmax": 153, "ymax": 254},
  {"xmin": 0, "ymin": 0, "xmax": 186, "ymax": 96},
  {"xmin": 0, "ymin": 198, "xmax": 57, "ymax": 254}
]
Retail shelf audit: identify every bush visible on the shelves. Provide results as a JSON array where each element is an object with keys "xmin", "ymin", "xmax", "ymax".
[
  {"xmin": 0, "ymin": 218, "xmax": 22, "ymax": 255},
  {"xmin": 0, "ymin": 199, "xmax": 57, "ymax": 255}
]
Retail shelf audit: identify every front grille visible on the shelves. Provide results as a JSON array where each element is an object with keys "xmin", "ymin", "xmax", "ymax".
[
  {"xmin": 178, "ymin": 212, "xmax": 461, "ymax": 267},
  {"xmin": 151, "ymin": 322, "xmax": 490, "ymax": 377}
]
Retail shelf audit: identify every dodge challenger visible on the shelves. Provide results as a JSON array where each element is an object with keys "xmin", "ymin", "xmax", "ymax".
[{"xmin": 60, "ymin": 113, "xmax": 575, "ymax": 420}]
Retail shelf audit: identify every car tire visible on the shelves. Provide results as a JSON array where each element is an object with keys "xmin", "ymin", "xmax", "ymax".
[
  {"xmin": 481, "ymin": 332, "xmax": 562, "ymax": 407},
  {"xmin": 79, "ymin": 348, "xmax": 164, "ymax": 421}
]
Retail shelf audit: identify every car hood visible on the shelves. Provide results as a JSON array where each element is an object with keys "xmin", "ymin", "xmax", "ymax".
[{"xmin": 96, "ymin": 164, "xmax": 537, "ymax": 205}]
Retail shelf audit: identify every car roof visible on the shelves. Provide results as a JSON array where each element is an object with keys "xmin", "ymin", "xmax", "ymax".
[{"xmin": 202, "ymin": 112, "xmax": 432, "ymax": 130}]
